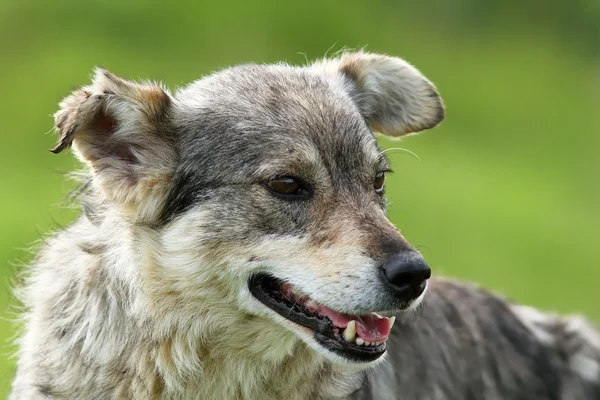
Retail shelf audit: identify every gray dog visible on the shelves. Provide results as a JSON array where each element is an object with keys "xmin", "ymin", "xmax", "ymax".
[{"xmin": 11, "ymin": 51, "xmax": 600, "ymax": 399}]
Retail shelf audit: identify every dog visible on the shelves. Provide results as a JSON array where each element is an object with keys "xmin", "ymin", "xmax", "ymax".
[{"xmin": 10, "ymin": 51, "xmax": 600, "ymax": 399}]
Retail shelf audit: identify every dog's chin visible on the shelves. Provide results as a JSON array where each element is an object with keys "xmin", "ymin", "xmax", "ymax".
[{"xmin": 248, "ymin": 273, "xmax": 426, "ymax": 365}]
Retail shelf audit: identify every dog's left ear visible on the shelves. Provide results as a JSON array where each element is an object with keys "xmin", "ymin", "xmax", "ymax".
[
  {"xmin": 311, "ymin": 51, "xmax": 445, "ymax": 136},
  {"xmin": 52, "ymin": 68, "xmax": 176, "ymax": 222}
]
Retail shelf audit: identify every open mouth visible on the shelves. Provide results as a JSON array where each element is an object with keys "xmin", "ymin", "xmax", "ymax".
[{"xmin": 248, "ymin": 273, "xmax": 395, "ymax": 362}]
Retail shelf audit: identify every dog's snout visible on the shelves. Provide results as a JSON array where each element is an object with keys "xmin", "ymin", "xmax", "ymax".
[{"xmin": 381, "ymin": 253, "xmax": 431, "ymax": 301}]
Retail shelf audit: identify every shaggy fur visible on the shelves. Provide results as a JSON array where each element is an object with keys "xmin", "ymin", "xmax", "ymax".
[{"xmin": 11, "ymin": 51, "xmax": 600, "ymax": 399}]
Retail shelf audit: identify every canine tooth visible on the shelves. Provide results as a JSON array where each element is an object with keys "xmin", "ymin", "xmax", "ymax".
[
  {"xmin": 343, "ymin": 320, "xmax": 356, "ymax": 342},
  {"xmin": 355, "ymin": 337, "xmax": 365, "ymax": 346},
  {"xmin": 389, "ymin": 316, "xmax": 396, "ymax": 330}
]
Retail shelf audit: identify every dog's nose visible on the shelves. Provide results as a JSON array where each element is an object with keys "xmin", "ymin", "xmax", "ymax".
[{"xmin": 381, "ymin": 252, "xmax": 431, "ymax": 301}]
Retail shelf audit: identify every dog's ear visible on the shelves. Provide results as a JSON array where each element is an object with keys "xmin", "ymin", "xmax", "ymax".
[
  {"xmin": 52, "ymin": 68, "xmax": 176, "ymax": 221},
  {"xmin": 311, "ymin": 51, "xmax": 444, "ymax": 137}
]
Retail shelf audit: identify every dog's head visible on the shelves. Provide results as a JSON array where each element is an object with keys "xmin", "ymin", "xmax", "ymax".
[{"xmin": 52, "ymin": 51, "xmax": 444, "ymax": 365}]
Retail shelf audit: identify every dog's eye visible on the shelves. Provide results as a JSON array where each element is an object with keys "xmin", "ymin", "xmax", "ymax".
[
  {"xmin": 266, "ymin": 177, "xmax": 311, "ymax": 199},
  {"xmin": 374, "ymin": 172, "xmax": 385, "ymax": 194}
]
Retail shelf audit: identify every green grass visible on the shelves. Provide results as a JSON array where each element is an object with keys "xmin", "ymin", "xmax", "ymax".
[{"xmin": 0, "ymin": 1, "xmax": 598, "ymax": 397}]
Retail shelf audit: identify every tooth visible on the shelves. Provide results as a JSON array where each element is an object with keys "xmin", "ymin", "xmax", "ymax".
[
  {"xmin": 343, "ymin": 320, "xmax": 356, "ymax": 342},
  {"xmin": 356, "ymin": 337, "xmax": 365, "ymax": 346},
  {"xmin": 306, "ymin": 299, "xmax": 319, "ymax": 312},
  {"xmin": 365, "ymin": 341, "xmax": 371, "ymax": 346},
  {"xmin": 389, "ymin": 316, "xmax": 396, "ymax": 330}
]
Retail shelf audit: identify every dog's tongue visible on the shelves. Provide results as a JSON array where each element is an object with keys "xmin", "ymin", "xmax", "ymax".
[{"xmin": 317, "ymin": 305, "xmax": 392, "ymax": 342}]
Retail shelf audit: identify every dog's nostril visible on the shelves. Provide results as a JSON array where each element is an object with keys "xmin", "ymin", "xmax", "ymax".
[{"xmin": 382, "ymin": 253, "xmax": 431, "ymax": 294}]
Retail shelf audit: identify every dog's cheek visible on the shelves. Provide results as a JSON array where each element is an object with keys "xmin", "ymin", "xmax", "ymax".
[
  {"xmin": 214, "ymin": 189, "xmax": 312, "ymax": 242},
  {"xmin": 160, "ymin": 193, "xmax": 306, "ymax": 262}
]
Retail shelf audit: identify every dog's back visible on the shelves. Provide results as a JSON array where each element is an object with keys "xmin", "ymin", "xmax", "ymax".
[{"xmin": 359, "ymin": 279, "xmax": 600, "ymax": 400}]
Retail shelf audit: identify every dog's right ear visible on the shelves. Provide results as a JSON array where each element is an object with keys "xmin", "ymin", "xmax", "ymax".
[
  {"xmin": 52, "ymin": 68, "xmax": 176, "ymax": 221},
  {"xmin": 311, "ymin": 51, "xmax": 445, "ymax": 137}
]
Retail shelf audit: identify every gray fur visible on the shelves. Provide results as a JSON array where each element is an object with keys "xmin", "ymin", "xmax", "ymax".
[
  {"xmin": 356, "ymin": 280, "xmax": 600, "ymax": 400},
  {"xmin": 11, "ymin": 51, "xmax": 600, "ymax": 399}
]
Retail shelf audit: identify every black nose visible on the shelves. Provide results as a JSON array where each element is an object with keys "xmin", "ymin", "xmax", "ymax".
[{"xmin": 381, "ymin": 253, "xmax": 431, "ymax": 301}]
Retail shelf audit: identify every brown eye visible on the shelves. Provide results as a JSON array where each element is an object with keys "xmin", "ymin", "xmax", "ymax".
[
  {"xmin": 374, "ymin": 172, "xmax": 385, "ymax": 194},
  {"xmin": 266, "ymin": 177, "xmax": 311, "ymax": 199}
]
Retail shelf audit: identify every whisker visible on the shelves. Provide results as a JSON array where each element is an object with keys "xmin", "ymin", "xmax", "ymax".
[{"xmin": 381, "ymin": 147, "xmax": 421, "ymax": 161}]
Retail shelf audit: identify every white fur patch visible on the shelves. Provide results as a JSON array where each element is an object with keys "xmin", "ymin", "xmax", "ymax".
[
  {"xmin": 566, "ymin": 316, "xmax": 600, "ymax": 350},
  {"xmin": 511, "ymin": 305, "xmax": 556, "ymax": 345},
  {"xmin": 570, "ymin": 354, "xmax": 600, "ymax": 382}
]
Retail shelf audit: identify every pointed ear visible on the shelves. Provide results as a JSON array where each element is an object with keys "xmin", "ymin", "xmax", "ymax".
[
  {"xmin": 311, "ymin": 51, "xmax": 445, "ymax": 137},
  {"xmin": 52, "ymin": 68, "xmax": 176, "ymax": 221}
]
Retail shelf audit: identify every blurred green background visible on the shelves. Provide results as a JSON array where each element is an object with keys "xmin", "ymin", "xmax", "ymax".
[{"xmin": 0, "ymin": 0, "xmax": 598, "ymax": 396}]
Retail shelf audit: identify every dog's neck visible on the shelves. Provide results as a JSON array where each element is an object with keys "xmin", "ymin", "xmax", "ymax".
[
  {"xmin": 164, "ymin": 335, "xmax": 362, "ymax": 399},
  {"xmin": 49, "ymin": 215, "xmax": 363, "ymax": 399}
]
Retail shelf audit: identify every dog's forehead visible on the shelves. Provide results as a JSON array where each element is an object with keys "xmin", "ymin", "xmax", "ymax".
[{"xmin": 174, "ymin": 64, "xmax": 381, "ymax": 167}]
